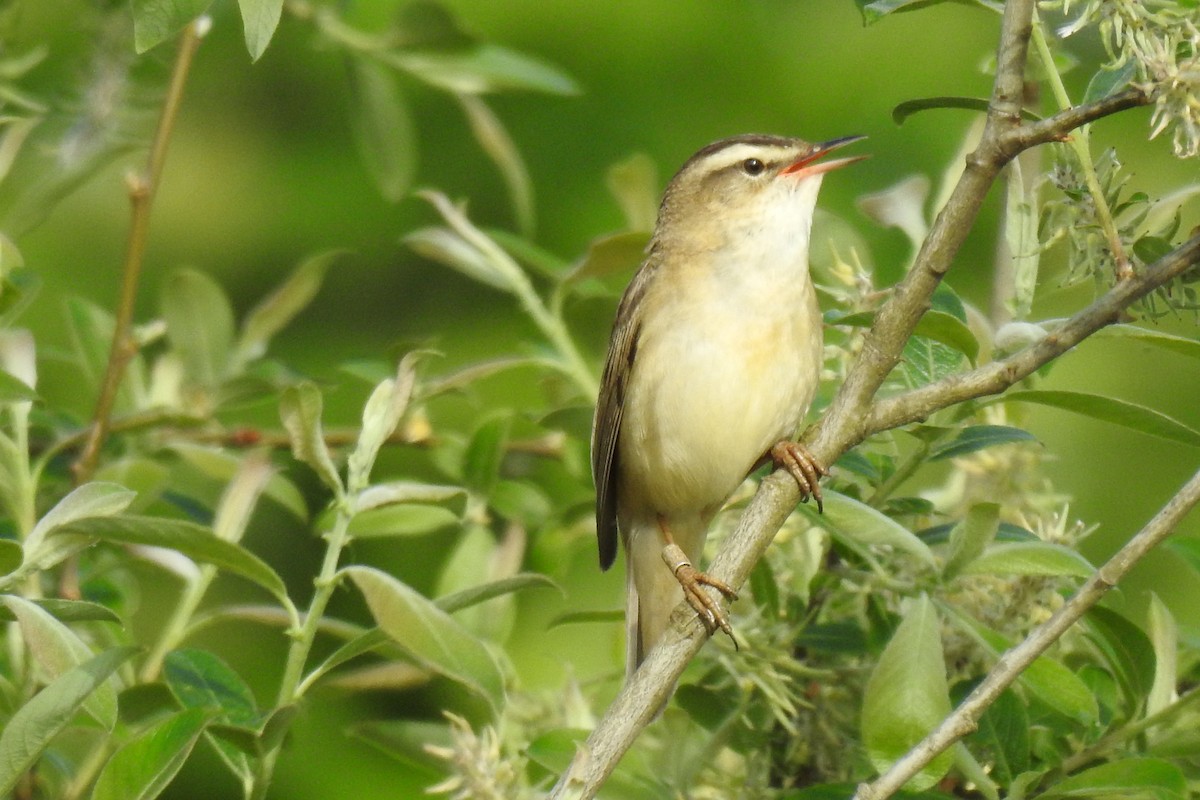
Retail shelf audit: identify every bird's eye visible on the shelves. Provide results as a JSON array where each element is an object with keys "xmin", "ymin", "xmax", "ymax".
[{"xmin": 741, "ymin": 158, "xmax": 765, "ymax": 176}]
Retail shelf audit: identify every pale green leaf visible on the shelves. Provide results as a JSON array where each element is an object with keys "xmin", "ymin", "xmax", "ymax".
[
  {"xmin": 960, "ymin": 541, "xmax": 1094, "ymax": 578},
  {"xmin": 1083, "ymin": 62, "xmax": 1137, "ymax": 104},
  {"xmin": 348, "ymin": 355, "xmax": 418, "ymax": 492},
  {"xmin": 1000, "ymin": 390, "xmax": 1200, "ymax": 447},
  {"xmin": 1, "ymin": 595, "xmax": 119, "ymax": 728},
  {"xmin": 53, "ymin": 516, "xmax": 292, "ymax": 613},
  {"xmin": 161, "ymin": 268, "xmax": 235, "ymax": 389},
  {"xmin": 347, "ymin": 504, "xmax": 461, "ymax": 538},
  {"xmin": 435, "ymin": 572, "xmax": 560, "ymax": 614},
  {"xmin": 861, "ymin": 596, "xmax": 953, "ymax": 790},
  {"xmin": 170, "ymin": 443, "xmax": 307, "ymax": 520},
  {"xmin": 345, "ymin": 566, "xmax": 505, "ymax": 716},
  {"xmin": 1147, "ymin": 594, "xmax": 1178, "ymax": 717},
  {"xmin": 279, "ymin": 382, "xmax": 343, "ymax": 494},
  {"xmin": 606, "ymin": 153, "xmax": 659, "ymax": 232},
  {"xmin": 796, "ymin": 489, "xmax": 936, "ymax": 567},
  {"xmin": 458, "ymin": 94, "xmax": 534, "ymax": 236},
  {"xmin": 23, "ymin": 482, "xmax": 136, "ymax": 568},
  {"xmin": 390, "ymin": 44, "xmax": 580, "ymax": 95},
  {"xmin": 564, "ymin": 232, "xmax": 650, "ymax": 286},
  {"xmin": 66, "ymin": 297, "xmax": 146, "ymax": 412},
  {"xmin": 1005, "ymin": 157, "xmax": 1039, "ymax": 320},
  {"xmin": 237, "ymin": 0, "xmax": 283, "ymax": 61},
  {"xmin": 349, "ymin": 56, "xmax": 417, "ymax": 202},
  {"xmin": 234, "ymin": 251, "xmax": 338, "ymax": 368},
  {"xmin": 0, "ymin": 370, "xmax": 35, "ymax": 402},
  {"xmin": 0, "ymin": 598, "xmax": 120, "ymax": 624},
  {"xmin": 1093, "ymin": 324, "xmax": 1200, "ymax": 362},
  {"xmin": 91, "ymin": 707, "xmax": 210, "ymax": 800},
  {"xmin": 1040, "ymin": 758, "xmax": 1186, "ymax": 799},
  {"xmin": 942, "ymin": 502, "xmax": 1000, "ymax": 580},
  {"xmin": 0, "ymin": 646, "xmax": 137, "ymax": 796},
  {"xmin": 132, "ymin": 0, "xmax": 211, "ymax": 53},
  {"xmin": 404, "ymin": 226, "xmax": 513, "ymax": 291},
  {"xmin": 356, "ymin": 481, "xmax": 466, "ymax": 512}
]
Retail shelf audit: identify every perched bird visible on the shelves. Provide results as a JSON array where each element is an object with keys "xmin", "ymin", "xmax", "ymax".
[{"xmin": 591, "ymin": 133, "xmax": 865, "ymax": 676}]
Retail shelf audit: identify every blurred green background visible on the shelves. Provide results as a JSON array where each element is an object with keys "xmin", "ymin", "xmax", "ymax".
[{"xmin": 4, "ymin": 0, "xmax": 1200, "ymax": 796}]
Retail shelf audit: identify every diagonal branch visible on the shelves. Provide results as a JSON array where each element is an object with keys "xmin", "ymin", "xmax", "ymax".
[
  {"xmin": 852, "ymin": 465, "xmax": 1200, "ymax": 800},
  {"xmin": 868, "ymin": 232, "xmax": 1200, "ymax": 434}
]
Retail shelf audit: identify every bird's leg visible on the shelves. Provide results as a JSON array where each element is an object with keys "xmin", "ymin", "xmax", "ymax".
[
  {"xmin": 658, "ymin": 517, "xmax": 738, "ymax": 640},
  {"xmin": 770, "ymin": 440, "xmax": 830, "ymax": 513}
]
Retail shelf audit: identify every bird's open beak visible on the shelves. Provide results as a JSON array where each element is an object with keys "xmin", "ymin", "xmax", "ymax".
[{"xmin": 781, "ymin": 135, "xmax": 868, "ymax": 179}]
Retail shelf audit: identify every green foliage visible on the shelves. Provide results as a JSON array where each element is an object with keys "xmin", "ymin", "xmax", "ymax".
[{"xmin": 0, "ymin": 0, "xmax": 1198, "ymax": 799}]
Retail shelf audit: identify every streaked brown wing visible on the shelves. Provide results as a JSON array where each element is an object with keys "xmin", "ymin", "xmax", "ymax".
[{"xmin": 591, "ymin": 260, "xmax": 656, "ymax": 570}]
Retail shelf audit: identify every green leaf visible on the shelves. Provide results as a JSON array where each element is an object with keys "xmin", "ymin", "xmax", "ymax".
[
  {"xmin": 960, "ymin": 541, "xmax": 1094, "ymax": 578},
  {"xmin": 237, "ymin": 0, "xmax": 282, "ymax": 61},
  {"xmin": 404, "ymin": 226, "xmax": 514, "ymax": 291},
  {"xmin": 914, "ymin": 310, "xmax": 979, "ymax": 362},
  {"xmin": 0, "ymin": 646, "xmax": 138, "ymax": 796},
  {"xmin": 953, "ymin": 612, "xmax": 1097, "ymax": 723},
  {"xmin": 435, "ymin": 573, "xmax": 560, "ymax": 614},
  {"xmin": 564, "ymin": 231, "xmax": 651, "ymax": 286},
  {"xmin": 861, "ymin": 596, "xmax": 953, "ymax": 790},
  {"xmin": 1165, "ymin": 536, "xmax": 1200, "ymax": 575},
  {"xmin": 347, "ymin": 719, "xmax": 450, "ymax": 776},
  {"xmin": 23, "ymin": 481, "xmax": 137, "ymax": 570},
  {"xmin": 526, "ymin": 728, "xmax": 590, "ymax": 774},
  {"xmin": 458, "ymin": 93, "xmax": 534, "ymax": 236},
  {"xmin": 235, "ymin": 251, "xmax": 338, "ymax": 368},
  {"xmin": 164, "ymin": 649, "xmax": 258, "ymax": 725},
  {"xmin": 357, "ymin": 481, "xmax": 466, "ymax": 512},
  {"xmin": 942, "ymin": 503, "xmax": 1000, "ymax": 580},
  {"xmin": 1084, "ymin": 607, "xmax": 1156, "ymax": 713},
  {"xmin": 348, "ymin": 355, "xmax": 419, "ymax": 492},
  {"xmin": 390, "ymin": 44, "xmax": 580, "ymax": 95},
  {"xmin": 345, "ymin": 566, "xmax": 505, "ymax": 716},
  {"xmin": 999, "ymin": 390, "xmax": 1200, "ymax": 447},
  {"xmin": 606, "ymin": 153, "xmax": 659, "ymax": 232},
  {"xmin": 1146, "ymin": 594, "xmax": 1178, "ymax": 717},
  {"xmin": 132, "ymin": 0, "xmax": 211, "ymax": 53},
  {"xmin": 0, "ymin": 369, "xmax": 35, "ymax": 403},
  {"xmin": 279, "ymin": 382, "xmax": 343, "ymax": 494},
  {"xmin": 901, "ymin": 334, "xmax": 964, "ymax": 389},
  {"xmin": 970, "ymin": 688, "xmax": 1029, "ymax": 786},
  {"xmin": 66, "ymin": 297, "xmax": 147, "ymax": 412},
  {"xmin": 797, "ymin": 489, "xmax": 936, "ymax": 568},
  {"xmin": 170, "ymin": 443, "xmax": 308, "ymax": 520},
  {"xmin": 346, "ymin": 504, "xmax": 460, "ymax": 538},
  {"xmin": 161, "ymin": 268, "xmax": 235, "ymax": 389},
  {"xmin": 53, "ymin": 516, "xmax": 293, "ymax": 613},
  {"xmin": 1040, "ymin": 758, "xmax": 1186, "ymax": 799},
  {"xmin": 892, "ymin": 95, "xmax": 1034, "ymax": 124},
  {"xmin": 1133, "ymin": 235, "xmax": 1175, "ymax": 265},
  {"xmin": 1094, "ymin": 324, "xmax": 1200, "ymax": 362},
  {"xmin": 164, "ymin": 649, "xmax": 259, "ymax": 783},
  {"xmin": 1083, "ymin": 62, "xmax": 1137, "ymax": 104},
  {"xmin": 1005, "ymin": 157, "xmax": 1040, "ymax": 320},
  {"xmin": 462, "ymin": 412, "xmax": 512, "ymax": 495},
  {"xmin": 349, "ymin": 56, "xmax": 417, "ymax": 203},
  {"xmin": 0, "ymin": 538, "xmax": 20, "ymax": 576},
  {"xmin": 930, "ymin": 425, "xmax": 1038, "ymax": 461},
  {"xmin": 301, "ymin": 628, "xmax": 393, "ymax": 690},
  {"xmin": 547, "ymin": 609, "xmax": 623, "ymax": 628},
  {"xmin": 1, "ymin": 595, "xmax": 121, "ymax": 728},
  {"xmin": 0, "ymin": 598, "xmax": 120, "ymax": 624},
  {"xmin": 91, "ymin": 707, "xmax": 211, "ymax": 800}
]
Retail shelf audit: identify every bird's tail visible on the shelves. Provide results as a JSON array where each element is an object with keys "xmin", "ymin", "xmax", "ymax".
[{"xmin": 624, "ymin": 517, "xmax": 706, "ymax": 678}]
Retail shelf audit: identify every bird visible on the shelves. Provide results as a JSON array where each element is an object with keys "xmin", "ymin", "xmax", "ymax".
[{"xmin": 591, "ymin": 133, "xmax": 865, "ymax": 677}]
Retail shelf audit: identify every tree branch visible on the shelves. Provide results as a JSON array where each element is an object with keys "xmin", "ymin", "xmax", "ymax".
[
  {"xmin": 72, "ymin": 21, "xmax": 203, "ymax": 484},
  {"xmin": 868, "ymin": 232, "xmax": 1200, "ymax": 433},
  {"xmin": 852, "ymin": 465, "xmax": 1200, "ymax": 800}
]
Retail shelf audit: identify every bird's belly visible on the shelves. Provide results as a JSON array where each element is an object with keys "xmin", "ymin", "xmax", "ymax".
[{"xmin": 618, "ymin": 306, "xmax": 820, "ymax": 516}]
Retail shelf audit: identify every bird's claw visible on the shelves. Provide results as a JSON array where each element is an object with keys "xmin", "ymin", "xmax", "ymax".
[
  {"xmin": 771, "ymin": 440, "xmax": 829, "ymax": 513},
  {"xmin": 662, "ymin": 543, "xmax": 738, "ymax": 643}
]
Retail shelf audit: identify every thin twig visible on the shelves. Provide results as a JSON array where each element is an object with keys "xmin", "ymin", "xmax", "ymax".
[
  {"xmin": 71, "ymin": 21, "xmax": 203, "ymax": 484},
  {"xmin": 852, "ymin": 466, "xmax": 1200, "ymax": 799},
  {"xmin": 867, "ymin": 232, "xmax": 1200, "ymax": 434}
]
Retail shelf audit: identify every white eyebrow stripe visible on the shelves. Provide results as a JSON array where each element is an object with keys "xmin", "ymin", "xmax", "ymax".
[{"xmin": 697, "ymin": 142, "xmax": 798, "ymax": 172}]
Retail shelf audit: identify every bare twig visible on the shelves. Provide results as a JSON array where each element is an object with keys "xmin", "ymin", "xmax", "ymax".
[
  {"xmin": 72, "ymin": 21, "xmax": 204, "ymax": 484},
  {"xmin": 852, "ymin": 466, "xmax": 1200, "ymax": 800}
]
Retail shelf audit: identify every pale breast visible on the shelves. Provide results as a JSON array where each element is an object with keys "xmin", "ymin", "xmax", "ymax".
[{"xmin": 618, "ymin": 267, "xmax": 822, "ymax": 516}]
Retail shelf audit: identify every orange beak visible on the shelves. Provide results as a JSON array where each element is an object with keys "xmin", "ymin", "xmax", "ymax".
[{"xmin": 781, "ymin": 135, "xmax": 868, "ymax": 179}]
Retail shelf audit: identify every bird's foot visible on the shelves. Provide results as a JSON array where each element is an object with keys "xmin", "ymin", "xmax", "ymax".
[
  {"xmin": 661, "ymin": 543, "xmax": 738, "ymax": 643},
  {"xmin": 771, "ymin": 440, "xmax": 830, "ymax": 513}
]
